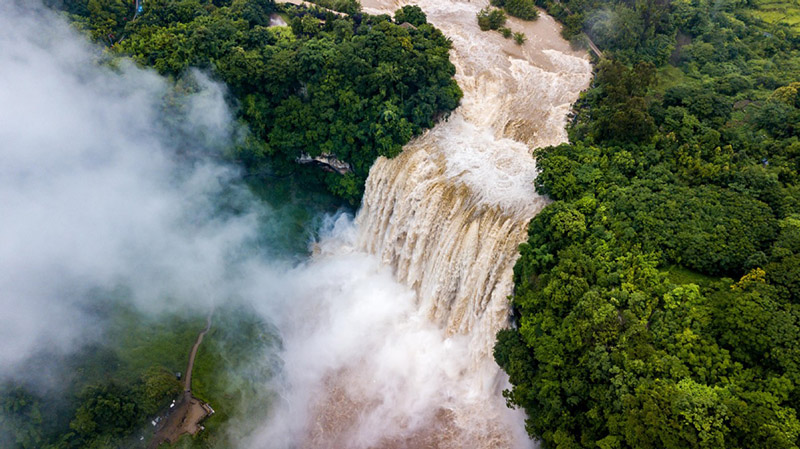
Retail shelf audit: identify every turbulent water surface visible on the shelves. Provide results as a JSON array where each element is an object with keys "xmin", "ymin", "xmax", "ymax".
[{"xmin": 250, "ymin": 2, "xmax": 592, "ymax": 448}]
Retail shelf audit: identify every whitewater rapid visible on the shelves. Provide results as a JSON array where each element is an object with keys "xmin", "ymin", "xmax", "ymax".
[
  {"xmin": 248, "ymin": 1, "xmax": 592, "ymax": 448},
  {"xmin": 357, "ymin": 1, "xmax": 592, "ymax": 359}
]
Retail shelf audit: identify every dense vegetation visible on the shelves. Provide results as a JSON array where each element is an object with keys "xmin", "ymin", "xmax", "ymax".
[
  {"xmin": 48, "ymin": 0, "xmax": 460, "ymax": 203},
  {"xmin": 477, "ymin": 6, "xmax": 528, "ymax": 44},
  {"xmin": 54, "ymin": 0, "xmax": 461, "ymax": 203},
  {"xmin": 31, "ymin": 0, "xmax": 800, "ymax": 448},
  {"xmin": 0, "ymin": 298, "xmax": 274, "ymax": 449},
  {"xmin": 490, "ymin": 0, "xmax": 539, "ymax": 21},
  {"xmin": 301, "ymin": 0, "xmax": 361, "ymax": 15},
  {"xmin": 495, "ymin": 0, "xmax": 800, "ymax": 448},
  {"xmin": 477, "ymin": 6, "xmax": 508, "ymax": 31}
]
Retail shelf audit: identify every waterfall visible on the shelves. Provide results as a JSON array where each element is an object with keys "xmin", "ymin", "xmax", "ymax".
[
  {"xmin": 356, "ymin": 0, "xmax": 592, "ymax": 359},
  {"xmin": 249, "ymin": 2, "xmax": 592, "ymax": 448},
  {"xmin": 314, "ymin": 0, "xmax": 592, "ymax": 446},
  {"xmin": 356, "ymin": 119, "xmax": 547, "ymax": 359}
]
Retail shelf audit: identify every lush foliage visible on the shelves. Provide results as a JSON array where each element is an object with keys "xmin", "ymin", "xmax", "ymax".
[
  {"xmin": 496, "ymin": 0, "xmax": 800, "ymax": 448},
  {"xmin": 302, "ymin": 0, "xmax": 361, "ymax": 15},
  {"xmin": 45, "ymin": 0, "xmax": 133, "ymax": 43},
  {"xmin": 477, "ymin": 6, "xmax": 508, "ymax": 31},
  {"xmin": 0, "ymin": 301, "xmax": 274, "ymax": 449},
  {"xmin": 59, "ymin": 0, "xmax": 461, "ymax": 203},
  {"xmin": 491, "ymin": 0, "xmax": 539, "ymax": 21},
  {"xmin": 394, "ymin": 5, "xmax": 427, "ymax": 27},
  {"xmin": 477, "ymin": 6, "xmax": 528, "ymax": 43}
]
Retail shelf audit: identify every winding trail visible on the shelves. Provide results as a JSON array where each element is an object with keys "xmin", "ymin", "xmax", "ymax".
[
  {"xmin": 184, "ymin": 313, "xmax": 211, "ymax": 393},
  {"xmin": 148, "ymin": 314, "xmax": 214, "ymax": 449}
]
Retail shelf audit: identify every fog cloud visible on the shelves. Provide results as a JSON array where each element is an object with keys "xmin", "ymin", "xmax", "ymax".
[{"xmin": 0, "ymin": 2, "xmax": 261, "ymax": 376}]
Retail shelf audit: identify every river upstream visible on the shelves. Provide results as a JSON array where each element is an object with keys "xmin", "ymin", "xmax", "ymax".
[{"xmin": 249, "ymin": 1, "xmax": 592, "ymax": 448}]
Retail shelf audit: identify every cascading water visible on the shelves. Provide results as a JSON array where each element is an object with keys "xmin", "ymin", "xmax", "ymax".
[
  {"xmin": 357, "ymin": 0, "xmax": 592, "ymax": 359},
  {"xmin": 248, "ymin": 2, "xmax": 592, "ymax": 448}
]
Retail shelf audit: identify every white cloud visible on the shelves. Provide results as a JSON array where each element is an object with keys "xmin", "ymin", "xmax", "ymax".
[{"xmin": 0, "ymin": 2, "xmax": 257, "ymax": 375}]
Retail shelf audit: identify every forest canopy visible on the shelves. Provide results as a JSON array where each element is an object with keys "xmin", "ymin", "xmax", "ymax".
[
  {"xmin": 496, "ymin": 0, "xmax": 800, "ymax": 448},
  {"xmin": 51, "ymin": 0, "xmax": 462, "ymax": 203}
]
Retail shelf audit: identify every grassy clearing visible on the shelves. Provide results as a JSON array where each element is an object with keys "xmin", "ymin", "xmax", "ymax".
[
  {"xmin": 654, "ymin": 64, "xmax": 692, "ymax": 91},
  {"xmin": 163, "ymin": 304, "xmax": 279, "ymax": 449},
  {"xmin": 107, "ymin": 306, "xmax": 206, "ymax": 385},
  {"xmin": 61, "ymin": 297, "xmax": 206, "ymax": 393},
  {"xmin": 663, "ymin": 265, "xmax": 717, "ymax": 287},
  {"xmin": 750, "ymin": 0, "xmax": 800, "ymax": 33}
]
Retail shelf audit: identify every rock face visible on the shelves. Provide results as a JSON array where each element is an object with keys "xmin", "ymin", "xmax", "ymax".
[{"xmin": 296, "ymin": 152, "xmax": 353, "ymax": 175}]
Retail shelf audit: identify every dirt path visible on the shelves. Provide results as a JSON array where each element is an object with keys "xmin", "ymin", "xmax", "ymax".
[
  {"xmin": 148, "ymin": 314, "xmax": 214, "ymax": 449},
  {"xmin": 183, "ymin": 314, "xmax": 211, "ymax": 392}
]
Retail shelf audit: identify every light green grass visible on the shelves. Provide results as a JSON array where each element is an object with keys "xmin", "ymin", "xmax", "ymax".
[
  {"xmin": 164, "ymin": 305, "xmax": 279, "ymax": 449},
  {"xmin": 664, "ymin": 265, "xmax": 717, "ymax": 287},
  {"xmin": 62, "ymin": 297, "xmax": 206, "ymax": 391},
  {"xmin": 655, "ymin": 65, "xmax": 692, "ymax": 91},
  {"xmin": 750, "ymin": 0, "xmax": 800, "ymax": 33},
  {"xmin": 108, "ymin": 306, "xmax": 206, "ymax": 385}
]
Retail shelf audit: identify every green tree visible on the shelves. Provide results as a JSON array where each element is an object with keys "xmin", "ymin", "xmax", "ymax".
[
  {"xmin": 86, "ymin": 0, "xmax": 129, "ymax": 42},
  {"xmin": 138, "ymin": 367, "xmax": 182, "ymax": 415},
  {"xmin": 70, "ymin": 385, "xmax": 139, "ymax": 440},
  {"xmin": 394, "ymin": 5, "xmax": 427, "ymax": 27},
  {"xmin": 477, "ymin": 7, "xmax": 507, "ymax": 31},
  {"xmin": 0, "ymin": 387, "xmax": 43, "ymax": 449}
]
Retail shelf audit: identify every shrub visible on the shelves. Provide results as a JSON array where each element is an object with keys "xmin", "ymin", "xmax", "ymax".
[
  {"xmin": 477, "ymin": 7, "xmax": 507, "ymax": 31},
  {"xmin": 394, "ymin": 5, "xmax": 427, "ymax": 27},
  {"xmin": 491, "ymin": 0, "xmax": 539, "ymax": 21},
  {"xmin": 505, "ymin": 0, "xmax": 538, "ymax": 20}
]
